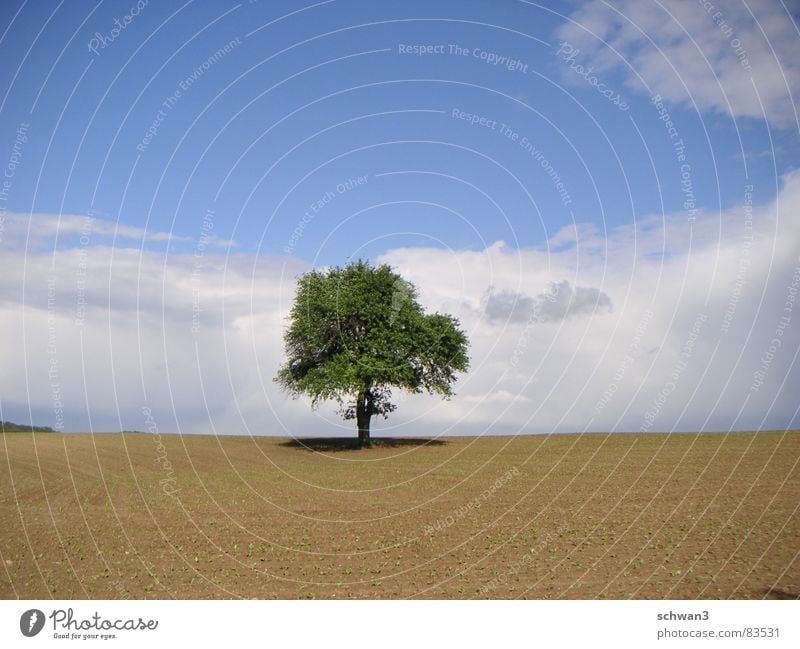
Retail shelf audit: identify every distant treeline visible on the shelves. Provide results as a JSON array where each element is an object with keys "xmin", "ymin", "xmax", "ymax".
[{"xmin": 1, "ymin": 420, "xmax": 55, "ymax": 433}]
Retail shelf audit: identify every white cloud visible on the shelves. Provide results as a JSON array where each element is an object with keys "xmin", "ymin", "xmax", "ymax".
[
  {"xmin": 0, "ymin": 233, "xmax": 306, "ymax": 435},
  {"xmin": 0, "ymin": 212, "xmax": 236, "ymax": 249},
  {"xmin": 1, "ymin": 173, "xmax": 799, "ymax": 436},
  {"xmin": 378, "ymin": 171, "xmax": 800, "ymax": 434},
  {"xmin": 555, "ymin": 0, "xmax": 800, "ymax": 128}
]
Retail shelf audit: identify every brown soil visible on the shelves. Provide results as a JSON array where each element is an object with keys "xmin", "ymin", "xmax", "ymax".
[{"xmin": 1, "ymin": 431, "xmax": 798, "ymax": 599}]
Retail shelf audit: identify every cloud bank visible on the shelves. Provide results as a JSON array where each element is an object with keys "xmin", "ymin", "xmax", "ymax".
[
  {"xmin": 556, "ymin": 0, "xmax": 800, "ymax": 128},
  {"xmin": 1, "ymin": 173, "xmax": 799, "ymax": 436}
]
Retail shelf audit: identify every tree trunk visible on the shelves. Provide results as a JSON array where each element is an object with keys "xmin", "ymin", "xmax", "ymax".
[{"xmin": 356, "ymin": 390, "xmax": 371, "ymax": 446}]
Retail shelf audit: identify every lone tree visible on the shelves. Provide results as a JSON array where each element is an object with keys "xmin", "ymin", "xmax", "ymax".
[{"xmin": 276, "ymin": 260, "xmax": 469, "ymax": 446}]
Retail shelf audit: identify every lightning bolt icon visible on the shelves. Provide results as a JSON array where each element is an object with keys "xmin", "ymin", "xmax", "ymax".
[{"xmin": 28, "ymin": 611, "xmax": 37, "ymax": 632}]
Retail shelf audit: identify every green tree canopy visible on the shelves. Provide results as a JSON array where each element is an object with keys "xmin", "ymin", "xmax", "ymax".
[{"xmin": 276, "ymin": 260, "xmax": 470, "ymax": 445}]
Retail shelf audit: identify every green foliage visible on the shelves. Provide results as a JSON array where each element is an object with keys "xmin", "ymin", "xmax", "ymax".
[
  {"xmin": 1, "ymin": 420, "xmax": 55, "ymax": 433},
  {"xmin": 276, "ymin": 260, "xmax": 469, "ymax": 440}
]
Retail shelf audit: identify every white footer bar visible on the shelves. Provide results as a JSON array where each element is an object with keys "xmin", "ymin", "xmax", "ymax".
[{"xmin": 1, "ymin": 600, "xmax": 796, "ymax": 648}]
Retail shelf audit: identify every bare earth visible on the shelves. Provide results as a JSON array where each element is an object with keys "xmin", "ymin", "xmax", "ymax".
[{"xmin": 1, "ymin": 431, "xmax": 798, "ymax": 599}]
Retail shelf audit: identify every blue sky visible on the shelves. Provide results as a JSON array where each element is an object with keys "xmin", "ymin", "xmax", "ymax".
[
  {"xmin": 1, "ymin": 0, "xmax": 798, "ymax": 435},
  {"xmin": 1, "ymin": 0, "xmax": 795, "ymax": 262}
]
